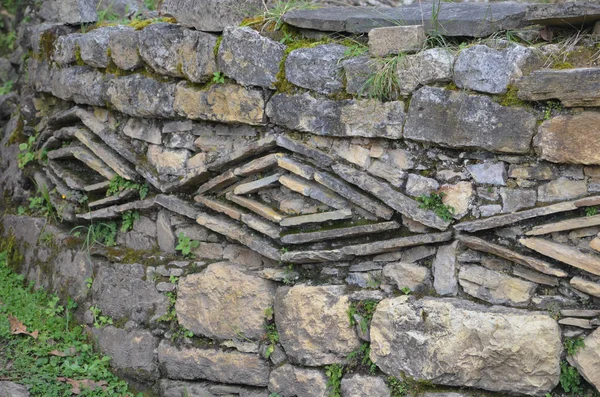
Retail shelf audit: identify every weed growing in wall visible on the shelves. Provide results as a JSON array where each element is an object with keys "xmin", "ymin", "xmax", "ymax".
[
  {"xmin": 325, "ymin": 363, "xmax": 343, "ymax": 397},
  {"xmin": 416, "ymin": 192, "xmax": 455, "ymax": 222},
  {"xmin": 175, "ymin": 232, "xmax": 199, "ymax": 258},
  {"xmin": 106, "ymin": 176, "xmax": 149, "ymax": 200},
  {"xmin": 347, "ymin": 299, "xmax": 378, "ymax": 335}
]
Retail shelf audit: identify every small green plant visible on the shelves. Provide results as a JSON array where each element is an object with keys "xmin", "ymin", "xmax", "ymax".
[
  {"xmin": 586, "ymin": 207, "xmax": 598, "ymax": 217},
  {"xmin": 28, "ymin": 183, "xmax": 56, "ymax": 221},
  {"xmin": 325, "ymin": 363, "xmax": 343, "ymax": 397},
  {"xmin": 346, "ymin": 342, "xmax": 377, "ymax": 374},
  {"xmin": 143, "ymin": 0, "xmax": 157, "ymax": 10},
  {"xmin": 71, "ymin": 221, "xmax": 118, "ymax": 253},
  {"xmin": 263, "ymin": 307, "xmax": 279, "ymax": 359},
  {"xmin": 86, "ymin": 277, "xmax": 94, "ymax": 289},
  {"xmin": 543, "ymin": 100, "xmax": 563, "ymax": 120},
  {"xmin": 387, "ymin": 376, "xmax": 409, "ymax": 397},
  {"xmin": 347, "ymin": 300, "xmax": 378, "ymax": 335},
  {"xmin": 120, "ymin": 210, "xmax": 139, "ymax": 232},
  {"xmin": 89, "ymin": 305, "xmax": 114, "ymax": 328},
  {"xmin": 279, "ymin": 31, "xmax": 294, "ymax": 45},
  {"xmin": 416, "ymin": 192, "xmax": 455, "ymax": 222},
  {"xmin": 564, "ymin": 337, "xmax": 585, "ymax": 356},
  {"xmin": 560, "ymin": 361, "xmax": 583, "ymax": 394},
  {"xmin": 343, "ymin": 42, "xmax": 368, "ymax": 58},
  {"xmin": 169, "ymin": 275, "xmax": 179, "ymax": 284},
  {"xmin": 269, "ymin": 394, "xmax": 283, "ymax": 397},
  {"xmin": 400, "ymin": 286, "xmax": 412, "ymax": 295},
  {"xmin": 259, "ymin": 0, "xmax": 318, "ymax": 31},
  {"xmin": 212, "ymin": 71, "xmax": 226, "ymax": 84},
  {"xmin": 362, "ymin": 53, "xmax": 405, "ymax": 101},
  {"xmin": 106, "ymin": 176, "xmax": 149, "ymax": 199},
  {"xmin": 0, "ymin": 80, "xmax": 13, "ymax": 95},
  {"xmin": 175, "ymin": 232, "xmax": 199, "ymax": 258},
  {"xmin": 18, "ymin": 135, "xmax": 38, "ymax": 169},
  {"xmin": 17, "ymin": 205, "xmax": 25, "ymax": 215}
]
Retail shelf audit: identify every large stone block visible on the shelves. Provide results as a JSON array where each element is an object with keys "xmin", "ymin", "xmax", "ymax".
[
  {"xmin": 218, "ymin": 27, "xmax": 285, "ymax": 89},
  {"xmin": 139, "ymin": 23, "xmax": 217, "ymax": 83},
  {"xmin": 91, "ymin": 263, "xmax": 168, "ymax": 325},
  {"xmin": 175, "ymin": 262, "xmax": 276, "ymax": 340},
  {"xmin": 285, "ymin": 44, "xmax": 346, "ymax": 95},
  {"xmin": 569, "ymin": 328, "xmax": 600, "ymax": 392},
  {"xmin": 517, "ymin": 68, "xmax": 600, "ymax": 107},
  {"xmin": 108, "ymin": 26, "xmax": 142, "ymax": 71},
  {"xmin": 78, "ymin": 26, "xmax": 122, "ymax": 68},
  {"xmin": 274, "ymin": 285, "xmax": 361, "ymax": 366},
  {"xmin": 50, "ymin": 66, "xmax": 108, "ymax": 106},
  {"xmin": 534, "ymin": 112, "xmax": 600, "ymax": 165},
  {"xmin": 52, "ymin": 33, "xmax": 82, "ymax": 65},
  {"xmin": 268, "ymin": 364, "xmax": 328, "ymax": 397},
  {"xmin": 106, "ymin": 75, "xmax": 177, "ymax": 118},
  {"xmin": 91, "ymin": 326, "xmax": 160, "ymax": 381},
  {"xmin": 266, "ymin": 93, "xmax": 404, "ymax": 139},
  {"xmin": 158, "ymin": 341, "xmax": 270, "ymax": 386},
  {"xmin": 57, "ymin": 0, "xmax": 97, "ymax": 24},
  {"xmin": 397, "ymin": 48, "xmax": 454, "ymax": 95},
  {"xmin": 174, "ymin": 82, "xmax": 266, "ymax": 125},
  {"xmin": 404, "ymin": 86, "xmax": 537, "ymax": 153},
  {"xmin": 161, "ymin": 0, "xmax": 261, "ymax": 32},
  {"xmin": 341, "ymin": 374, "xmax": 390, "ymax": 397},
  {"xmin": 370, "ymin": 297, "xmax": 561, "ymax": 395},
  {"xmin": 368, "ymin": 25, "xmax": 425, "ymax": 57}
]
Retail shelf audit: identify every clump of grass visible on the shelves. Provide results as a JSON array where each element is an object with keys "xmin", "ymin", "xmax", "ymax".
[
  {"xmin": 247, "ymin": 0, "xmax": 319, "ymax": 32},
  {"xmin": 361, "ymin": 53, "xmax": 405, "ymax": 101}
]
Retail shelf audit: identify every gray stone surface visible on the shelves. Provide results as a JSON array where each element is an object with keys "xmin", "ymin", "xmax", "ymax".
[
  {"xmin": 343, "ymin": 56, "xmax": 376, "ymax": 96},
  {"xmin": 91, "ymin": 263, "xmax": 168, "ymax": 325},
  {"xmin": 369, "ymin": 297, "xmax": 561, "ymax": 395},
  {"xmin": 0, "ymin": 382, "xmax": 30, "ymax": 397},
  {"xmin": 139, "ymin": 23, "xmax": 217, "ymax": 83},
  {"xmin": 525, "ymin": 2, "xmax": 600, "ymax": 26},
  {"xmin": 158, "ymin": 341, "xmax": 270, "ymax": 386},
  {"xmin": 405, "ymin": 174, "xmax": 439, "ymax": 197},
  {"xmin": 57, "ymin": 0, "xmax": 97, "ymax": 24},
  {"xmin": 341, "ymin": 374, "xmax": 390, "ymax": 397},
  {"xmin": 285, "ymin": 44, "xmax": 346, "ymax": 94},
  {"xmin": 397, "ymin": 48, "xmax": 454, "ymax": 95},
  {"xmin": 123, "ymin": 118, "xmax": 162, "ymax": 144},
  {"xmin": 275, "ymin": 285, "xmax": 361, "ymax": 366},
  {"xmin": 404, "ymin": 87, "xmax": 537, "ymax": 154},
  {"xmin": 466, "ymin": 162, "xmax": 506, "ymax": 186},
  {"xmin": 517, "ymin": 68, "xmax": 600, "ymax": 107},
  {"xmin": 91, "ymin": 326, "xmax": 159, "ymax": 381},
  {"xmin": 433, "ymin": 241, "xmax": 458, "ymax": 296},
  {"xmin": 161, "ymin": 0, "xmax": 262, "ymax": 32},
  {"xmin": 175, "ymin": 262, "xmax": 276, "ymax": 340},
  {"xmin": 147, "ymin": 145, "xmax": 190, "ymax": 176},
  {"xmin": 268, "ymin": 364, "xmax": 328, "ymax": 397},
  {"xmin": 500, "ymin": 187, "xmax": 537, "ymax": 213},
  {"xmin": 106, "ymin": 75, "xmax": 176, "ymax": 118},
  {"xmin": 383, "ymin": 262, "xmax": 431, "ymax": 292},
  {"xmin": 569, "ymin": 328, "xmax": 600, "ymax": 391},
  {"xmin": 458, "ymin": 265, "xmax": 537, "ymax": 307},
  {"xmin": 50, "ymin": 66, "xmax": 108, "ymax": 107},
  {"xmin": 537, "ymin": 177, "xmax": 587, "ymax": 203},
  {"xmin": 78, "ymin": 26, "xmax": 118, "ymax": 68},
  {"xmin": 218, "ymin": 27, "xmax": 285, "ymax": 89},
  {"xmin": 368, "ymin": 25, "xmax": 425, "ymax": 57},
  {"xmin": 159, "ymin": 380, "xmax": 217, "ymax": 397},
  {"xmin": 52, "ymin": 33, "xmax": 81, "ymax": 65},
  {"xmin": 454, "ymin": 43, "xmax": 539, "ymax": 94},
  {"xmin": 108, "ymin": 26, "xmax": 142, "ymax": 71},
  {"xmin": 267, "ymin": 93, "xmax": 404, "ymax": 139},
  {"xmin": 283, "ymin": 3, "xmax": 530, "ymax": 36}
]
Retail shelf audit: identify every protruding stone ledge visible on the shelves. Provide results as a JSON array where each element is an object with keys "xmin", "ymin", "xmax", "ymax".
[
  {"xmin": 160, "ymin": 0, "xmax": 261, "ymax": 32},
  {"xmin": 369, "ymin": 297, "xmax": 561, "ymax": 395},
  {"xmin": 517, "ymin": 68, "xmax": 600, "ymax": 107}
]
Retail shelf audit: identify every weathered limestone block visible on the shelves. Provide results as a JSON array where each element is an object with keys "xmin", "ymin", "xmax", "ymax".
[
  {"xmin": 57, "ymin": 0, "xmax": 97, "ymax": 24},
  {"xmin": 405, "ymin": 174, "xmax": 439, "ymax": 197},
  {"xmin": 50, "ymin": 66, "xmax": 107, "ymax": 106},
  {"xmin": 343, "ymin": 56, "xmax": 377, "ymax": 96},
  {"xmin": 161, "ymin": 0, "xmax": 261, "ymax": 32},
  {"xmin": 158, "ymin": 341, "xmax": 270, "ymax": 386},
  {"xmin": 52, "ymin": 33, "xmax": 82, "ymax": 65},
  {"xmin": 368, "ymin": 25, "xmax": 425, "ymax": 57},
  {"xmin": 383, "ymin": 262, "xmax": 431, "ymax": 292},
  {"xmin": 218, "ymin": 27, "xmax": 285, "ymax": 89},
  {"xmin": 454, "ymin": 43, "xmax": 540, "ymax": 94},
  {"xmin": 534, "ymin": 112, "xmax": 600, "ymax": 165},
  {"xmin": 433, "ymin": 241, "xmax": 458, "ymax": 296},
  {"xmin": 147, "ymin": 145, "xmax": 189, "ymax": 176},
  {"xmin": 268, "ymin": 364, "xmax": 328, "ymax": 397},
  {"xmin": 466, "ymin": 162, "xmax": 507, "ymax": 185},
  {"xmin": 370, "ymin": 297, "xmax": 561, "ymax": 395},
  {"xmin": 458, "ymin": 265, "xmax": 537, "ymax": 307},
  {"xmin": 537, "ymin": 177, "xmax": 587, "ymax": 203},
  {"xmin": 285, "ymin": 44, "xmax": 347, "ymax": 94},
  {"xmin": 91, "ymin": 326, "xmax": 160, "ymax": 381},
  {"xmin": 106, "ymin": 75, "xmax": 177, "ymax": 118},
  {"xmin": 175, "ymin": 82, "xmax": 265, "ymax": 125},
  {"xmin": 397, "ymin": 48, "xmax": 454, "ymax": 94},
  {"xmin": 266, "ymin": 93, "xmax": 404, "ymax": 139},
  {"xmin": 91, "ymin": 263, "xmax": 168, "ymax": 325},
  {"xmin": 159, "ymin": 380, "xmax": 217, "ymax": 397},
  {"xmin": 275, "ymin": 285, "xmax": 361, "ymax": 366},
  {"xmin": 139, "ymin": 23, "xmax": 217, "ymax": 83},
  {"xmin": 517, "ymin": 68, "xmax": 600, "ymax": 107},
  {"xmin": 500, "ymin": 187, "xmax": 537, "ymax": 213},
  {"xmin": 341, "ymin": 374, "xmax": 390, "ymax": 397},
  {"xmin": 439, "ymin": 181, "xmax": 473, "ymax": 219},
  {"xmin": 108, "ymin": 26, "xmax": 142, "ymax": 70},
  {"xmin": 569, "ymin": 328, "xmax": 600, "ymax": 391},
  {"xmin": 78, "ymin": 26, "xmax": 121, "ymax": 68},
  {"xmin": 122, "ymin": 118, "xmax": 162, "ymax": 144},
  {"xmin": 404, "ymin": 87, "xmax": 536, "ymax": 153},
  {"xmin": 0, "ymin": 382, "xmax": 29, "ymax": 397},
  {"xmin": 175, "ymin": 262, "xmax": 276, "ymax": 340}
]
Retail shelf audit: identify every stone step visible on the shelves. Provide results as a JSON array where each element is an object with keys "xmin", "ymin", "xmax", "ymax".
[
  {"xmin": 457, "ymin": 235, "xmax": 568, "ymax": 278},
  {"xmin": 455, "ymin": 195, "xmax": 600, "ymax": 233},
  {"xmin": 519, "ymin": 237, "xmax": 600, "ymax": 277},
  {"xmin": 281, "ymin": 221, "xmax": 400, "ymax": 245}
]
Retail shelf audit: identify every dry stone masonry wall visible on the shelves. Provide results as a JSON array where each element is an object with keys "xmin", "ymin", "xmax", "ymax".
[{"xmin": 2, "ymin": 0, "xmax": 600, "ymax": 396}]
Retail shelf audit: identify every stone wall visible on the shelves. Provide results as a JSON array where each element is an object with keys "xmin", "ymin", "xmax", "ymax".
[{"xmin": 1, "ymin": 0, "xmax": 600, "ymax": 396}]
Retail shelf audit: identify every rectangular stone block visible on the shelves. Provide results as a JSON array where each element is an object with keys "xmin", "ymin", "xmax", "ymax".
[{"xmin": 368, "ymin": 25, "xmax": 425, "ymax": 57}]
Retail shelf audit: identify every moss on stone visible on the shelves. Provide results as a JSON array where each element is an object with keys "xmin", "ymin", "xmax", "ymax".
[
  {"xmin": 213, "ymin": 35, "xmax": 223, "ymax": 59},
  {"xmin": 39, "ymin": 30, "xmax": 58, "ymax": 61},
  {"xmin": 497, "ymin": 85, "xmax": 529, "ymax": 108}
]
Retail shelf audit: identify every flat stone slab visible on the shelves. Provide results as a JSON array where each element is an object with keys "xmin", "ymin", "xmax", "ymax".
[
  {"xmin": 454, "ymin": 195, "xmax": 600, "ymax": 233},
  {"xmin": 48, "ymin": 145, "xmax": 116, "ymax": 181},
  {"xmin": 457, "ymin": 235, "xmax": 568, "ymax": 277},
  {"xmin": 279, "ymin": 174, "xmax": 348, "ymax": 210},
  {"xmin": 570, "ymin": 276, "xmax": 600, "ymax": 298},
  {"xmin": 520, "ymin": 237, "xmax": 600, "ymax": 276},
  {"xmin": 404, "ymin": 87, "xmax": 537, "ymax": 154},
  {"xmin": 0, "ymin": 382, "xmax": 30, "ymax": 397},
  {"xmin": 341, "ymin": 231, "xmax": 454, "ymax": 257},
  {"xmin": 527, "ymin": 214, "xmax": 600, "ymax": 236},
  {"xmin": 534, "ymin": 112, "xmax": 600, "ymax": 165},
  {"xmin": 277, "ymin": 156, "xmax": 316, "ymax": 180},
  {"xmin": 281, "ymin": 221, "xmax": 400, "ymax": 245},
  {"xmin": 234, "ymin": 153, "xmax": 283, "ymax": 177},
  {"xmin": 517, "ymin": 68, "xmax": 600, "ymax": 107},
  {"xmin": 161, "ymin": 0, "xmax": 261, "ymax": 32},
  {"xmin": 276, "ymin": 135, "xmax": 335, "ymax": 167},
  {"xmin": 526, "ymin": 2, "xmax": 600, "ymax": 26},
  {"xmin": 283, "ymin": 3, "xmax": 529, "ymax": 37},
  {"xmin": 209, "ymin": 135, "xmax": 278, "ymax": 172},
  {"xmin": 226, "ymin": 192, "xmax": 286, "ymax": 223},
  {"xmin": 459, "ymin": 265, "xmax": 536, "ymax": 307},
  {"xmin": 233, "ymin": 173, "xmax": 282, "ymax": 195},
  {"xmin": 369, "ymin": 297, "xmax": 561, "ymax": 395},
  {"xmin": 280, "ymin": 208, "xmax": 353, "ymax": 227}
]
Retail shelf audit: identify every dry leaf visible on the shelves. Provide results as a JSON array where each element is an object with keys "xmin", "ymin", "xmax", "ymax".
[
  {"xmin": 8, "ymin": 315, "xmax": 39, "ymax": 339},
  {"xmin": 539, "ymin": 26, "xmax": 554, "ymax": 42},
  {"xmin": 49, "ymin": 347, "xmax": 77, "ymax": 357},
  {"xmin": 56, "ymin": 378, "xmax": 107, "ymax": 395}
]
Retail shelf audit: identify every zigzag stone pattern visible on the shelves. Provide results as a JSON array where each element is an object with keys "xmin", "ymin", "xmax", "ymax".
[{"xmin": 1, "ymin": 0, "xmax": 600, "ymax": 396}]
